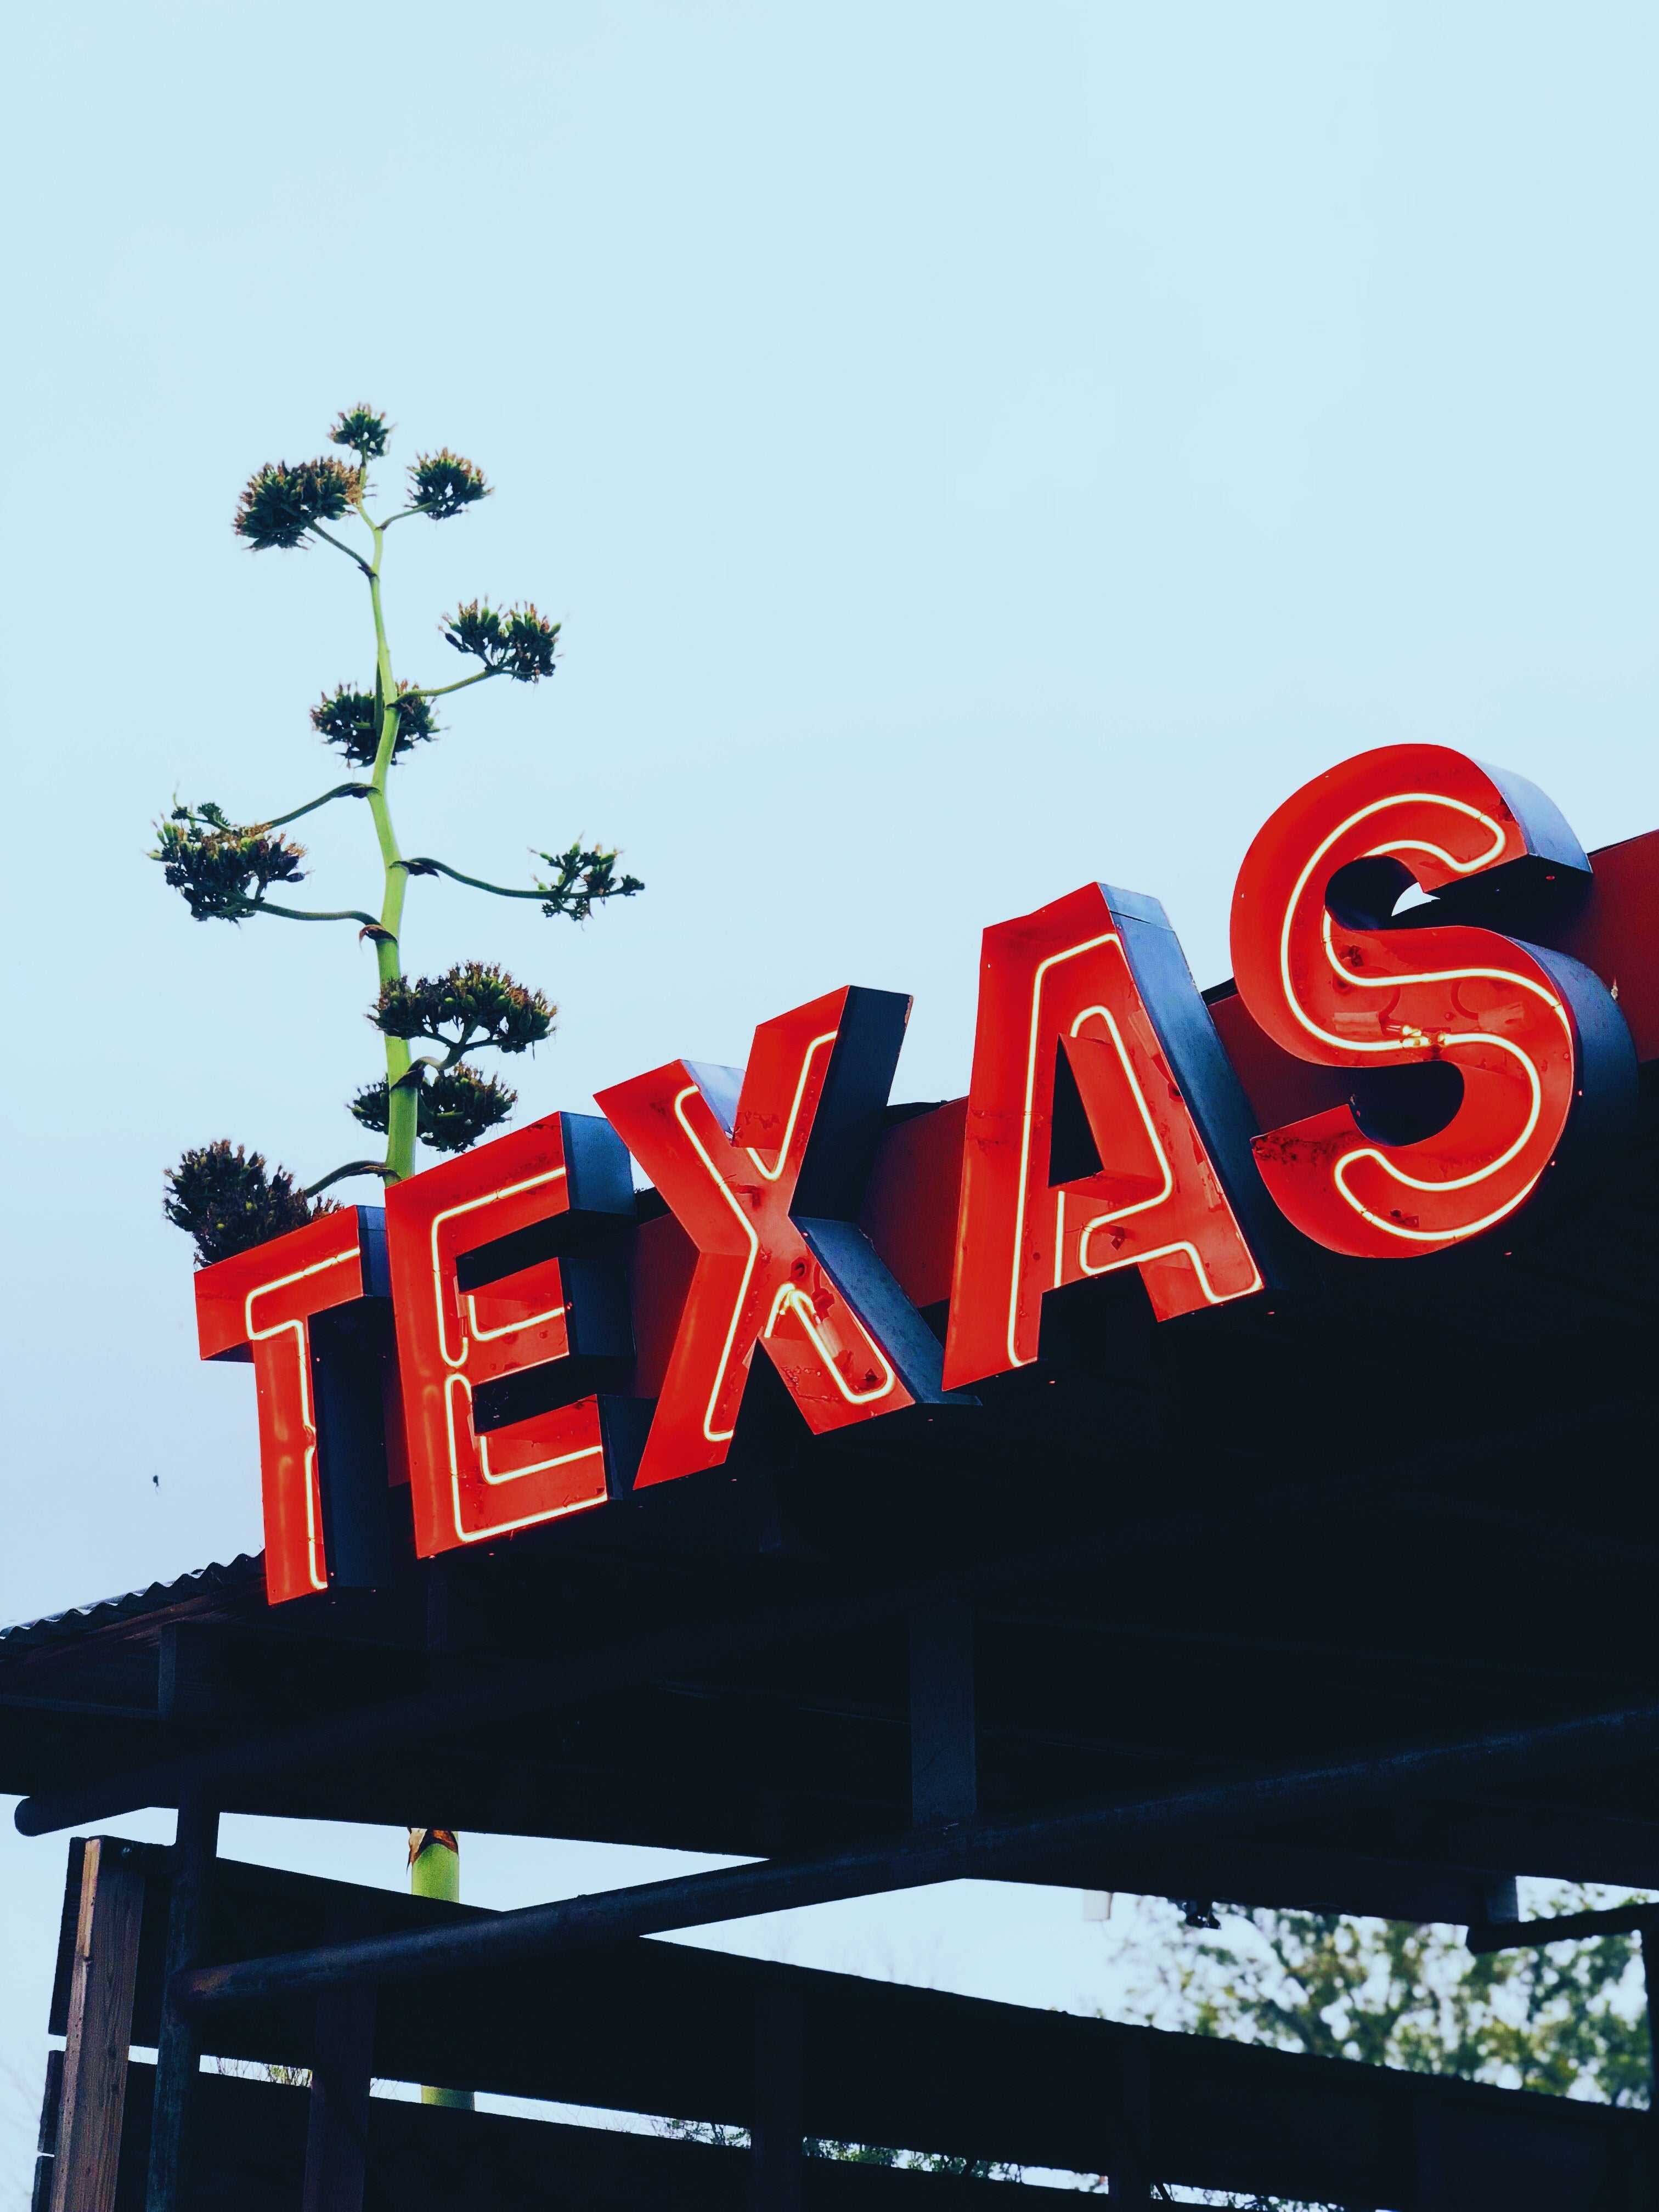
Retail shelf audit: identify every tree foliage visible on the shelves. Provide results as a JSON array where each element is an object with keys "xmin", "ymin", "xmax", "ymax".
[
  {"xmin": 1086, "ymin": 1885, "xmax": 1652, "ymax": 2204},
  {"xmin": 1125, "ymin": 1888, "xmax": 1650, "ymax": 2103},
  {"xmin": 655, "ymin": 2118, "xmax": 1017, "ymax": 2182},
  {"xmin": 154, "ymin": 403, "xmax": 644, "ymax": 1263}
]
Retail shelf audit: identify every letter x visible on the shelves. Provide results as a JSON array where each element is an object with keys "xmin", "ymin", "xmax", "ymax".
[{"xmin": 597, "ymin": 985, "xmax": 952, "ymax": 1489}]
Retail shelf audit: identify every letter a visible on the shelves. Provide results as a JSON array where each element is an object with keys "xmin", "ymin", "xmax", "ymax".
[{"xmin": 944, "ymin": 883, "xmax": 1269, "ymax": 1390}]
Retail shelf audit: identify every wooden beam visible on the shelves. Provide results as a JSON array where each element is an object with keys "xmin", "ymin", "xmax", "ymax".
[
  {"xmin": 750, "ymin": 1982, "xmax": 804, "ymax": 2212},
  {"xmin": 1105, "ymin": 2040, "xmax": 1153, "ymax": 2209},
  {"xmin": 176, "ymin": 1689, "xmax": 1659, "ymax": 2012},
  {"xmin": 1468, "ymin": 1898, "xmax": 1659, "ymax": 1953},
  {"xmin": 908, "ymin": 1598, "xmax": 976, "ymax": 1825},
  {"xmin": 18, "ymin": 1437, "xmax": 1511, "ymax": 1842},
  {"xmin": 110, "ymin": 2024, "xmax": 1651, "ymax": 2212},
  {"xmin": 32, "ymin": 2049, "xmax": 63, "ymax": 2212},
  {"xmin": 301, "ymin": 1980, "xmax": 377, "ymax": 2212},
  {"xmin": 49, "ymin": 1837, "xmax": 144, "ymax": 2212},
  {"xmin": 143, "ymin": 1788, "xmax": 218, "ymax": 2212}
]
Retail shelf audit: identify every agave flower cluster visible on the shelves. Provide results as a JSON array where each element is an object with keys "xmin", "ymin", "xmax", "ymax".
[
  {"xmin": 409, "ymin": 448, "xmax": 491, "ymax": 520},
  {"xmin": 157, "ymin": 403, "xmax": 645, "ymax": 1266},
  {"xmin": 442, "ymin": 599, "xmax": 562, "ymax": 682},
  {"xmin": 163, "ymin": 1142, "xmax": 329, "ymax": 1267},
  {"xmin": 534, "ymin": 841, "xmax": 647, "ymax": 922},
  {"xmin": 349, "ymin": 1064, "xmax": 518, "ymax": 1155},
  {"xmin": 374, "ymin": 961, "xmax": 555, "ymax": 1056},
  {"xmin": 312, "ymin": 682, "xmax": 437, "ymax": 766},
  {"xmin": 234, "ymin": 458, "xmax": 363, "ymax": 551},
  {"xmin": 154, "ymin": 805, "xmax": 307, "ymax": 922}
]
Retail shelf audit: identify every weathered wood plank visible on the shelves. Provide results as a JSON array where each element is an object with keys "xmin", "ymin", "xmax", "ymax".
[
  {"xmin": 32, "ymin": 2049, "xmax": 63, "ymax": 2212},
  {"xmin": 301, "ymin": 1979, "xmax": 376, "ymax": 2212},
  {"xmin": 50, "ymin": 1837, "xmax": 144, "ymax": 2212},
  {"xmin": 751, "ymin": 1980, "xmax": 805, "ymax": 2212}
]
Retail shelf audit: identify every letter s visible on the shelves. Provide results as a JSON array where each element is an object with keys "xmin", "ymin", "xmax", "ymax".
[{"xmin": 1229, "ymin": 744, "xmax": 1634, "ymax": 1257}]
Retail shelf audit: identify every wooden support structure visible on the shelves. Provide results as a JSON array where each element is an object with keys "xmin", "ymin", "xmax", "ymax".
[
  {"xmin": 33, "ymin": 2050, "xmax": 63, "ymax": 2212},
  {"xmin": 46, "ymin": 1841, "xmax": 1656, "ymax": 2209},
  {"xmin": 1104, "ymin": 2039, "xmax": 1152, "ymax": 2209},
  {"xmin": 171, "ymin": 1687, "xmax": 1659, "ymax": 2014},
  {"xmin": 908, "ymin": 1596, "xmax": 976, "ymax": 1826},
  {"xmin": 105, "ymin": 2067, "xmax": 1092, "ymax": 2208},
  {"xmin": 15, "ymin": 1072, "xmax": 1659, "ymax": 2209},
  {"xmin": 48, "ymin": 1838, "xmax": 144, "ymax": 2212},
  {"xmin": 301, "ymin": 1978, "xmax": 377, "ymax": 2212},
  {"xmin": 143, "ymin": 1788, "xmax": 218, "ymax": 2212},
  {"xmin": 751, "ymin": 1981, "xmax": 806, "ymax": 2212}
]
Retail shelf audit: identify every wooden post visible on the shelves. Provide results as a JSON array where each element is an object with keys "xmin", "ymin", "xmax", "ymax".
[
  {"xmin": 909, "ymin": 1594, "xmax": 977, "ymax": 1826},
  {"xmin": 50, "ymin": 1837, "xmax": 145, "ymax": 2212},
  {"xmin": 301, "ymin": 1977, "xmax": 377, "ymax": 2212},
  {"xmin": 32, "ymin": 2050, "xmax": 63, "ymax": 2212},
  {"xmin": 143, "ymin": 1788, "xmax": 218, "ymax": 2212},
  {"xmin": 749, "ymin": 1982, "xmax": 804, "ymax": 2212},
  {"xmin": 1105, "ymin": 2040, "xmax": 1153, "ymax": 2209}
]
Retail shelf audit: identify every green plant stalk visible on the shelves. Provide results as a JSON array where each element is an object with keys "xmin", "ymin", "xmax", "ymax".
[
  {"xmin": 359, "ymin": 504, "xmax": 420, "ymax": 1183},
  {"xmin": 409, "ymin": 1831, "xmax": 473, "ymax": 2109}
]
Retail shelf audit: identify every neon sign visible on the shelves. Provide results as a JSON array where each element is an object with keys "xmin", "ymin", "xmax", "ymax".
[
  {"xmin": 596, "ymin": 987, "xmax": 953, "ymax": 1489},
  {"xmin": 382, "ymin": 1111, "xmax": 636, "ymax": 1553},
  {"xmin": 191, "ymin": 743, "xmax": 1644, "ymax": 1601},
  {"xmin": 943, "ymin": 882, "xmax": 1270, "ymax": 1391},
  {"xmin": 195, "ymin": 1209, "xmax": 393, "ymax": 1604},
  {"xmin": 1230, "ymin": 746, "xmax": 1635, "ymax": 1257}
]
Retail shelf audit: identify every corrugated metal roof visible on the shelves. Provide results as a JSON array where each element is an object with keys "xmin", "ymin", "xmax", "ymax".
[{"xmin": 0, "ymin": 1554, "xmax": 263, "ymax": 1655}]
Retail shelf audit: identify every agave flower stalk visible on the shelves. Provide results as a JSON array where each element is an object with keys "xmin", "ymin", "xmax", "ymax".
[
  {"xmin": 407, "ymin": 1829, "xmax": 474, "ymax": 2110},
  {"xmin": 156, "ymin": 404, "xmax": 644, "ymax": 1258}
]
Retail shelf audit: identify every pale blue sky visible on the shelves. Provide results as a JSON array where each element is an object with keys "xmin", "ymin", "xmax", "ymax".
[{"xmin": 2, "ymin": 0, "xmax": 1657, "ymax": 2193}]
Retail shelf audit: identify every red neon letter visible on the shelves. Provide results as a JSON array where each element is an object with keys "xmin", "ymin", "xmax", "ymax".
[
  {"xmin": 1229, "ymin": 743, "xmax": 1635, "ymax": 1257},
  {"xmin": 597, "ymin": 986, "xmax": 953, "ymax": 1488},
  {"xmin": 195, "ymin": 1209, "xmax": 382, "ymax": 1605},
  {"xmin": 384, "ymin": 1113, "xmax": 636, "ymax": 1555},
  {"xmin": 943, "ymin": 883, "xmax": 1268, "ymax": 1390}
]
